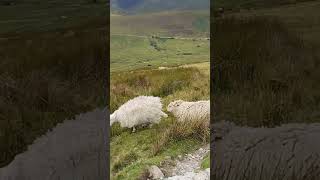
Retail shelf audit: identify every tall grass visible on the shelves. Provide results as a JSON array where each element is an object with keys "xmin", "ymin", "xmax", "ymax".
[
  {"xmin": 212, "ymin": 16, "xmax": 320, "ymax": 127},
  {"xmin": 0, "ymin": 26, "xmax": 107, "ymax": 167},
  {"xmin": 152, "ymin": 117, "xmax": 209, "ymax": 155},
  {"xmin": 110, "ymin": 66, "xmax": 210, "ymax": 179},
  {"xmin": 110, "ymin": 67, "xmax": 208, "ymax": 112},
  {"xmin": 211, "ymin": 152, "xmax": 320, "ymax": 180}
]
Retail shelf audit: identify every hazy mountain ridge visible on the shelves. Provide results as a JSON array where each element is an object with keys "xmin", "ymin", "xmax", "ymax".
[{"xmin": 111, "ymin": 0, "xmax": 210, "ymax": 13}]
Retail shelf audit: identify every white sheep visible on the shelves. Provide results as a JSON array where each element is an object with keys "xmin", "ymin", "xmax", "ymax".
[
  {"xmin": 110, "ymin": 96, "xmax": 168, "ymax": 132},
  {"xmin": 167, "ymin": 100, "xmax": 210, "ymax": 122}
]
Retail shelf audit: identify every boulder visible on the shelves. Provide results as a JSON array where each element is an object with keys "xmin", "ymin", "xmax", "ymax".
[{"xmin": 148, "ymin": 165, "xmax": 164, "ymax": 179}]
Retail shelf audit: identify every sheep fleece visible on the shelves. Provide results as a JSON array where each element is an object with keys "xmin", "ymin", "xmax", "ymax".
[
  {"xmin": 111, "ymin": 96, "xmax": 167, "ymax": 128},
  {"xmin": 168, "ymin": 100, "xmax": 210, "ymax": 122}
]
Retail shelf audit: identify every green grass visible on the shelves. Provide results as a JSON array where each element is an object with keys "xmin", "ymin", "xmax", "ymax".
[
  {"xmin": 110, "ymin": 66, "xmax": 210, "ymax": 179},
  {"xmin": 111, "ymin": 35, "xmax": 209, "ymax": 72},
  {"xmin": 201, "ymin": 154, "xmax": 210, "ymax": 169},
  {"xmin": 111, "ymin": 123, "xmax": 203, "ymax": 179},
  {"xmin": 0, "ymin": 1, "xmax": 107, "ymax": 34},
  {"xmin": 110, "ymin": 8, "xmax": 209, "ymax": 179}
]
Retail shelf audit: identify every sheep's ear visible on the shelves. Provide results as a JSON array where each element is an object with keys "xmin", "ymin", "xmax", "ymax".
[{"xmin": 175, "ymin": 100, "xmax": 183, "ymax": 106}]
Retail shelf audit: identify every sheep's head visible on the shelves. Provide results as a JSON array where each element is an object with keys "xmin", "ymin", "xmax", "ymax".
[{"xmin": 167, "ymin": 100, "xmax": 184, "ymax": 112}]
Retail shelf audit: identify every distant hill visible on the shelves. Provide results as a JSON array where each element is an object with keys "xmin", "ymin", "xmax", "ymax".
[
  {"xmin": 213, "ymin": 0, "xmax": 317, "ymax": 10},
  {"xmin": 111, "ymin": 10, "xmax": 209, "ymax": 37},
  {"xmin": 111, "ymin": 0, "xmax": 210, "ymax": 14}
]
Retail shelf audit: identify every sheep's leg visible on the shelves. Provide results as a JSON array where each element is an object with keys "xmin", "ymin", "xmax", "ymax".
[
  {"xmin": 132, "ymin": 126, "xmax": 136, "ymax": 133},
  {"xmin": 149, "ymin": 124, "xmax": 153, "ymax": 129}
]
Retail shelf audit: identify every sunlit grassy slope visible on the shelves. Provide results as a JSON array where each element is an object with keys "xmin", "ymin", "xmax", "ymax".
[
  {"xmin": 111, "ymin": 10, "xmax": 209, "ymax": 37},
  {"xmin": 110, "ymin": 7, "xmax": 210, "ymax": 179},
  {"xmin": 111, "ymin": 35, "xmax": 209, "ymax": 72},
  {"xmin": 110, "ymin": 64, "xmax": 210, "ymax": 179}
]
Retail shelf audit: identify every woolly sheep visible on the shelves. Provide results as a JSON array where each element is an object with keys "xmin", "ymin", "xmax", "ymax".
[
  {"xmin": 110, "ymin": 96, "xmax": 168, "ymax": 132},
  {"xmin": 167, "ymin": 100, "xmax": 210, "ymax": 122}
]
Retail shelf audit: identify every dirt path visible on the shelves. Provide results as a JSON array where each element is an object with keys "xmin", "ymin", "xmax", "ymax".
[
  {"xmin": 0, "ymin": 108, "xmax": 108, "ymax": 180},
  {"xmin": 163, "ymin": 145, "xmax": 210, "ymax": 180},
  {"xmin": 111, "ymin": 33, "xmax": 210, "ymax": 41}
]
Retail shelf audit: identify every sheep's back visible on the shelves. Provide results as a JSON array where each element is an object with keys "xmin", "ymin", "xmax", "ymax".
[
  {"xmin": 174, "ymin": 101, "xmax": 210, "ymax": 122},
  {"xmin": 114, "ymin": 96, "xmax": 165, "ymax": 128}
]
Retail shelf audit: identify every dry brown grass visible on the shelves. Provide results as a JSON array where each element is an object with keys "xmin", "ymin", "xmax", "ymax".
[
  {"xmin": 212, "ymin": 16, "xmax": 320, "ymax": 127},
  {"xmin": 152, "ymin": 117, "xmax": 209, "ymax": 156}
]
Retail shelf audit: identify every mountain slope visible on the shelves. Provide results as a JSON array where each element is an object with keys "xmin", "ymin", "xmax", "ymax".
[{"xmin": 111, "ymin": 0, "xmax": 210, "ymax": 13}]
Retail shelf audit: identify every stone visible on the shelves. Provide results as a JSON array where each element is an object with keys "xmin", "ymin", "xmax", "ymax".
[
  {"xmin": 193, "ymin": 170, "xmax": 209, "ymax": 180},
  {"xmin": 148, "ymin": 165, "xmax": 164, "ymax": 179}
]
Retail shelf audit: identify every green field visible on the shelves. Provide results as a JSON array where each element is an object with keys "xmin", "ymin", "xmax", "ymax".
[
  {"xmin": 111, "ymin": 35, "xmax": 209, "ymax": 72},
  {"xmin": 110, "ymin": 10, "xmax": 209, "ymax": 72}
]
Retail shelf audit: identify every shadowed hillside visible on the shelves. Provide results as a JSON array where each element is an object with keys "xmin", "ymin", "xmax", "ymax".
[{"xmin": 0, "ymin": 1, "xmax": 108, "ymax": 167}]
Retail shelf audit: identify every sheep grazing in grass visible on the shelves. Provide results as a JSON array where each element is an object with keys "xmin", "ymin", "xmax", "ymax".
[
  {"xmin": 167, "ymin": 100, "xmax": 210, "ymax": 122},
  {"xmin": 110, "ymin": 96, "xmax": 168, "ymax": 132}
]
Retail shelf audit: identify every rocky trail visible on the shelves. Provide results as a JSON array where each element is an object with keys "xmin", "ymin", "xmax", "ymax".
[{"xmin": 150, "ymin": 145, "xmax": 210, "ymax": 180}]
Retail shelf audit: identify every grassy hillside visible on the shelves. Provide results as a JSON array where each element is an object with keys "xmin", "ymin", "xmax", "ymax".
[
  {"xmin": 212, "ymin": 1, "xmax": 320, "ymax": 127},
  {"xmin": 213, "ymin": 0, "xmax": 316, "ymax": 10},
  {"xmin": 0, "ymin": 0, "xmax": 107, "ymax": 34},
  {"xmin": 111, "ymin": 35, "xmax": 209, "ymax": 72},
  {"xmin": 0, "ymin": 1, "xmax": 107, "ymax": 167},
  {"xmin": 110, "ymin": 64, "xmax": 210, "ymax": 179},
  {"xmin": 110, "ymin": 7, "xmax": 210, "ymax": 179},
  {"xmin": 111, "ymin": 10, "xmax": 209, "ymax": 37},
  {"xmin": 226, "ymin": 0, "xmax": 320, "ymax": 46}
]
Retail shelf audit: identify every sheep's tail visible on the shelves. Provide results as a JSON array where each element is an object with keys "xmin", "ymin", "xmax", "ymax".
[{"xmin": 110, "ymin": 113, "xmax": 116, "ymax": 126}]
